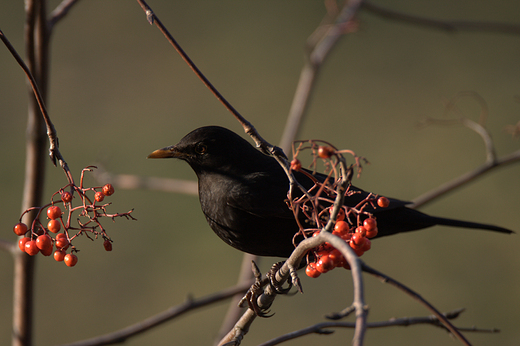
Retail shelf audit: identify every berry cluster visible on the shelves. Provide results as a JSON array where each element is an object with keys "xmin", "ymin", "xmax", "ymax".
[
  {"xmin": 288, "ymin": 142, "xmax": 390, "ymax": 278},
  {"xmin": 305, "ymin": 200, "xmax": 387, "ymax": 278},
  {"xmin": 13, "ymin": 167, "xmax": 134, "ymax": 267}
]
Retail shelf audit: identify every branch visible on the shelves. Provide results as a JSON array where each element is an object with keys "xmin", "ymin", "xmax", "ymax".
[
  {"xmin": 279, "ymin": 0, "xmax": 364, "ymax": 153},
  {"xmin": 57, "ymin": 281, "xmax": 253, "ymax": 346},
  {"xmin": 362, "ymin": 1, "xmax": 520, "ymax": 35},
  {"xmin": 48, "ymin": 0, "xmax": 82, "ymax": 30},
  {"xmin": 259, "ymin": 308, "xmax": 496, "ymax": 346},
  {"xmin": 361, "ymin": 263, "xmax": 471, "ymax": 345}
]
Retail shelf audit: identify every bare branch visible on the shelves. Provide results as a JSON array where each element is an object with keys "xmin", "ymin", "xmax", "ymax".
[
  {"xmin": 362, "ymin": 1, "xmax": 520, "ymax": 35},
  {"xmin": 48, "ymin": 0, "xmax": 82, "ymax": 29},
  {"xmin": 58, "ymin": 281, "xmax": 252, "ymax": 346}
]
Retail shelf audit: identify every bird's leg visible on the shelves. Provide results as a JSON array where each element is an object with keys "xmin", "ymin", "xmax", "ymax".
[{"xmin": 238, "ymin": 261, "xmax": 273, "ymax": 318}]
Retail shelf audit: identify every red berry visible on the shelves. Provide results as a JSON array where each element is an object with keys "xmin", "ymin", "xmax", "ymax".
[
  {"xmin": 47, "ymin": 206, "xmax": 62, "ymax": 220},
  {"xmin": 363, "ymin": 218, "xmax": 377, "ymax": 231},
  {"xmin": 40, "ymin": 244, "xmax": 53, "ymax": 256},
  {"xmin": 316, "ymin": 255, "xmax": 335, "ymax": 273},
  {"xmin": 19, "ymin": 237, "xmax": 30, "ymax": 252},
  {"xmin": 351, "ymin": 233, "xmax": 366, "ymax": 247},
  {"xmin": 355, "ymin": 226, "xmax": 367, "ymax": 238},
  {"xmin": 366, "ymin": 227, "xmax": 378, "ymax": 239},
  {"xmin": 361, "ymin": 238, "xmax": 372, "ymax": 252},
  {"xmin": 306, "ymin": 262, "xmax": 321, "ymax": 278},
  {"xmin": 64, "ymin": 253, "xmax": 78, "ymax": 267},
  {"xmin": 349, "ymin": 241, "xmax": 365, "ymax": 256},
  {"xmin": 290, "ymin": 159, "xmax": 302, "ymax": 171},
  {"xmin": 94, "ymin": 191, "xmax": 105, "ymax": 202},
  {"xmin": 102, "ymin": 183, "xmax": 115, "ymax": 196},
  {"xmin": 55, "ymin": 235, "xmax": 70, "ymax": 250},
  {"xmin": 47, "ymin": 219, "xmax": 61, "ymax": 233},
  {"xmin": 54, "ymin": 249, "xmax": 66, "ymax": 262},
  {"xmin": 13, "ymin": 222, "xmax": 28, "ymax": 236},
  {"xmin": 25, "ymin": 240, "xmax": 39, "ymax": 256},
  {"xmin": 377, "ymin": 197, "xmax": 390, "ymax": 208},
  {"xmin": 330, "ymin": 206, "xmax": 345, "ymax": 222},
  {"xmin": 36, "ymin": 234, "xmax": 52, "ymax": 251},
  {"xmin": 103, "ymin": 239, "xmax": 112, "ymax": 251},
  {"xmin": 317, "ymin": 146, "xmax": 334, "ymax": 159},
  {"xmin": 61, "ymin": 191, "xmax": 72, "ymax": 203},
  {"xmin": 328, "ymin": 249, "xmax": 345, "ymax": 268},
  {"xmin": 333, "ymin": 221, "xmax": 350, "ymax": 236}
]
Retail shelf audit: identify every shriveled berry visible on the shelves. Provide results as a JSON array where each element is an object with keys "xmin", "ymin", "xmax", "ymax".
[
  {"xmin": 13, "ymin": 222, "xmax": 28, "ymax": 236},
  {"xmin": 290, "ymin": 159, "xmax": 302, "ymax": 171},
  {"xmin": 61, "ymin": 191, "xmax": 72, "ymax": 203},
  {"xmin": 103, "ymin": 239, "xmax": 112, "ymax": 251},
  {"xmin": 94, "ymin": 191, "xmax": 105, "ymax": 202},
  {"xmin": 47, "ymin": 206, "xmax": 62, "ymax": 220},
  {"xmin": 47, "ymin": 219, "xmax": 61, "ymax": 233},
  {"xmin": 102, "ymin": 183, "xmax": 115, "ymax": 196}
]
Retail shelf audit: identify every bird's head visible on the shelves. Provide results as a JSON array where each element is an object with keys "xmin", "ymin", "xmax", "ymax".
[{"xmin": 148, "ymin": 126, "xmax": 274, "ymax": 176}]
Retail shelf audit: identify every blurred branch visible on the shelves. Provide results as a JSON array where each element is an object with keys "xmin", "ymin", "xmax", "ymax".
[
  {"xmin": 48, "ymin": 0, "xmax": 82, "ymax": 29},
  {"xmin": 259, "ymin": 308, "xmax": 495, "ymax": 346},
  {"xmin": 362, "ymin": 1, "xmax": 520, "ymax": 35},
  {"xmin": 57, "ymin": 281, "xmax": 253, "ymax": 346},
  {"xmin": 412, "ymin": 93, "xmax": 520, "ymax": 208},
  {"xmin": 279, "ymin": 0, "xmax": 364, "ymax": 153},
  {"xmin": 93, "ymin": 166, "xmax": 197, "ymax": 195}
]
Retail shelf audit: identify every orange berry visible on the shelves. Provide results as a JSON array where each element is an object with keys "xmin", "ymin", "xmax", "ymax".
[
  {"xmin": 377, "ymin": 197, "xmax": 390, "ymax": 208},
  {"xmin": 306, "ymin": 262, "xmax": 321, "ymax": 278},
  {"xmin": 13, "ymin": 222, "xmax": 28, "ymax": 236},
  {"xmin": 363, "ymin": 218, "xmax": 377, "ymax": 231},
  {"xmin": 318, "ymin": 146, "xmax": 334, "ymax": 159},
  {"xmin": 355, "ymin": 226, "xmax": 367, "ymax": 238},
  {"xmin": 333, "ymin": 221, "xmax": 350, "ymax": 236},
  {"xmin": 18, "ymin": 237, "xmax": 30, "ymax": 252},
  {"xmin": 64, "ymin": 253, "xmax": 78, "ymax": 267},
  {"xmin": 47, "ymin": 219, "xmax": 61, "ymax": 233},
  {"xmin": 25, "ymin": 240, "xmax": 39, "ymax": 256},
  {"xmin": 54, "ymin": 249, "xmax": 66, "ymax": 262},
  {"xmin": 47, "ymin": 206, "xmax": 62, "ymax": 220}
]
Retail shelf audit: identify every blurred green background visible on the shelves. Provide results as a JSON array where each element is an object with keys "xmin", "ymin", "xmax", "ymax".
[{"xmin": 1, "ymin": 1, "xmax": 519, "ymax": 345}]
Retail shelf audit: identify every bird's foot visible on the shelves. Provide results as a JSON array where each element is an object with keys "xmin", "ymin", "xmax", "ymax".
[
  {"xmin": 238, "ymin": 261, "xmax": 273, "ymax": 318},
  {"xmin": 266, "ymin": 261, "xmax": 293, "ymax": 294}
]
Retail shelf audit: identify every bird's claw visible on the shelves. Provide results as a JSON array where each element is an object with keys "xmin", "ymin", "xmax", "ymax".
[
  {"xmin": 266, "ymin": 261, "xmax": 293, "ymax": 294},
  {"xmin": 238, "ymin": 261, "xmax": 273, "ymax": 318}
]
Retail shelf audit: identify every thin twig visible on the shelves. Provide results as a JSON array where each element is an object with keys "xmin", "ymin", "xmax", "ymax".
[
  {"xmin": 48, "ymin": 0, "xmax": 82, "ymax": 29},
  {"xmin": 57, "ymin": 280, "xmax": 253, "ymax": 346},
  {"xmin": 362, "ymin": 1, "xmax": 520, "ymax": 35},
  {"xmin": 361, "ymin": 263, "xmax": 471, "ymax": 346}
]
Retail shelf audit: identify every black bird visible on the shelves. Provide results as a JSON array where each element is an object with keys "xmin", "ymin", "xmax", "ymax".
[{"xmin": 148, "ymin": 126, "xmax": 513, "ymax": 257}]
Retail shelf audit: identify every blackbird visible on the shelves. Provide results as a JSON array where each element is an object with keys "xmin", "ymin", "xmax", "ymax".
[{"xmin": 148, "ymin": 126, "xmax": 512, "ymax": 257}]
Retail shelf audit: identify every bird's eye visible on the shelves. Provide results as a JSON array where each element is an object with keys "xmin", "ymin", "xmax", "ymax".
[{"xmin": 195, "ymin": 143, "xmax": 207, "ymax": 155}]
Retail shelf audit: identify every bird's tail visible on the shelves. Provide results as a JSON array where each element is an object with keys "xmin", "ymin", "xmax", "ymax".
[{"xmin": 431, "ymin": 216, "xmax": 514, "ymax": 234}]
